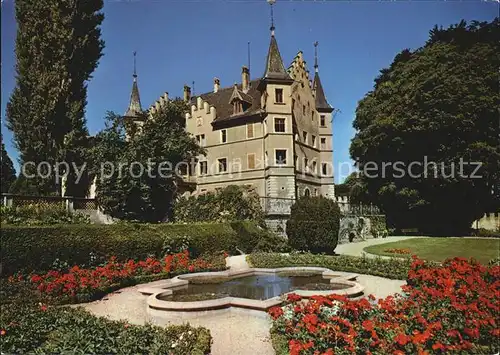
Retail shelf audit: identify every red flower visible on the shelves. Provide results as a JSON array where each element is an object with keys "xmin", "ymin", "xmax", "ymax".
[
  {"xmin": 394, "ymin": 332, "xmax": 410, "ymax": 346},
  {"xmin": 0, "ymin": 330, "xmax": 6, "ymax": 336},
  {"xmin": 268, "ymin": 306, "xmax": 284, "ymax": 320},
  {"xmin": 432, "ymin": 342, "xmax": 445, "ymax": 351},
  {"xmin": 287, "ymin": 293, "xmax": 301, "ymax": 302}
]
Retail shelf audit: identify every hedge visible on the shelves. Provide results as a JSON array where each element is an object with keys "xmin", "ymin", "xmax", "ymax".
[
  {"xmin": 0, "ymin": 304, "xmax": 211, "ymax": 354},
  {"xmin": 0, "ymin": 221, "xmax": 285, "ymax": 275},
  {"xmin": 247, "ymin": 252, "xmax": 415, "ymax": 280}
]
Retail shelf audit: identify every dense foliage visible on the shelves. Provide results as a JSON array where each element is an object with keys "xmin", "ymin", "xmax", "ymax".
[
  {"xmin": 0, "ymin": 221, "xmax": 282, "ymax": 275},
  {"xmin": 174, "ymin": 185, "xmax": 265, "ymax": 224},
  {"xmin": 91, "ymin": 102, "xmax": 204, "ymax": 222},
  {"xmin": 0, "ymin": 205, "xmax": 90, "ymax": 226},
  {"xmin": 0, "ymin": 304, "xmax": 211, "ymax": 354},
  {"xmin": 6, "ymin": 0, "xmax": 104, "ymax": 196},
  {"xmin": 1, "ymin": 133, "xmax": 16, "ymax": 193},
  {"xmin": 248, "ymin": 253, "xmax": 413, "ymax": 280},
  {"xmin": 334, "ymin": 172, "xmax": 369, "ymax": 205},
  {"xmin": 2, "ymin": 251, "xmax": 225, "ymax": 304},
  {"xmin": 350, "ymin": 19, "xmax": 500, "ymax": 235},
  {"xmin": 269, "ymin": 257, "xmax": 499, "ymax": 354},
  {"xmin": 286, "ymin": 196, "xmax": 341, "ymax": 254}
]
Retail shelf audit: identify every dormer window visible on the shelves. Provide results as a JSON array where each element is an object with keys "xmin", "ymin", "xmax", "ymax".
[
  {"xmin": 229, "ymin": 85, "xmax": 251, "ymax": 115},
  {"xmin": 233, "ymin": 100, "xmax": 243, "ymax": 114}
]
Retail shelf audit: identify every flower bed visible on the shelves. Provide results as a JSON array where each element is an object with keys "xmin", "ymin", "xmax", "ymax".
[
  {"xmin": 268, "ymin": 257, "xmax": 499, "ymax": 354},
  {"xmin": 3, "ymin": 251, "xmax": 227, "ymax": 304},
  {"xmin": 0, "ymin": 303, "xmax": 211, "ymax": 354}
]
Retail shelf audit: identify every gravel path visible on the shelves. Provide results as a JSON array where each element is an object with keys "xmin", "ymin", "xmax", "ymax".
[
  {"xmin": 335, "ymin": 236, "xmax": 426, "ymax": 258},
  {"xmin": 79, "ymin": 253, "xmax": 407, "ymax": 354}
]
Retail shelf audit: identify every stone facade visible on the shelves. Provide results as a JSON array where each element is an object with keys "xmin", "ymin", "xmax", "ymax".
[{"xmin": 147, "ymin": 29, "xmax": 335, "ymax": 217}]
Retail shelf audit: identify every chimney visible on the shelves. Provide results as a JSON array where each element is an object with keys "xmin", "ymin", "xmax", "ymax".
[
  {"xmin": 241, "ymin": 66, "xmax": 250, "ymax": 93},
  {"xmin": 183, "ymin": 85, "xmax": 191, "ymax": 102},
  {"xmin": 213, "ymin": 78, "xmax": 220, "ymax": 93}
]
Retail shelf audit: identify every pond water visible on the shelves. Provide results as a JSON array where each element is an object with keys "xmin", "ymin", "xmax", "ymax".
[{"xmin": 158, "ymin": 273, "xmax": 348, "ymax": 301}]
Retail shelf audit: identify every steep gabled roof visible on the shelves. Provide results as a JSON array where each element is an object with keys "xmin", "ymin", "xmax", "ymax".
[{"xmin": 191, "ymin": 79, "xmax": 262, "ymax": 124}]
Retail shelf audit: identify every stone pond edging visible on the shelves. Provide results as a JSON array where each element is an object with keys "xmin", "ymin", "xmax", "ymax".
[{"xmin": 138, "ymin": 267, "xmax": 364, "ymax": 316}]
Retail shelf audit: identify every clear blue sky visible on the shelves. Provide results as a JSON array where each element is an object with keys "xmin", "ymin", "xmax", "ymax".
[{"xmin": 1, "ymin": 0, "xmax": 497, "ymax": 183}]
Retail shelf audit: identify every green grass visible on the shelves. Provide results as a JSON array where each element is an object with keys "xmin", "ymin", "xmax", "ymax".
[{"xmin": 364, "ymin": 238, "xmax": 500, "ymax": 264}]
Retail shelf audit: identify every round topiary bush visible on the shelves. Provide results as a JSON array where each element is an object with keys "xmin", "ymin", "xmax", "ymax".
[{"xmin": 286, "ymin": 196, "xmax": 340, "ymax": 254}]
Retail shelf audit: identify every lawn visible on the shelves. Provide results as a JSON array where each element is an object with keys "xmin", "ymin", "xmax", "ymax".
[{"xmin": 364, "ymin": 237, "xmax": 499, "ymax": 264}]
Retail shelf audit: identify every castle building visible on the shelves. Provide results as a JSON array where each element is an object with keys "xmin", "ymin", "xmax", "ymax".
[{"xmin": 125, "ymin": 6, "xmax": 335, "ymax": 221}]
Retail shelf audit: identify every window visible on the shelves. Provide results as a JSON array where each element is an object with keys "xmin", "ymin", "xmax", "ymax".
[
  {"xmin": 247, "ymin": 123, "xmax": 254, "ymax": 138},
  {"xmin": 274, "ymin": 118, "xmax": 286, "ymax": 132},
  {"xmin": 178, "ymin": 164, "xmax": 188, "ymax": 176},
  {"xmin": 221, "ymin": 129, "xmax": 227, "ymax": 143},
  {"xmin": 196, "ymin": 134, "xmax": 206, "ymax": 147},
  {"xmin": 233, "ymin": 100, "xmax": 243, "ymax": 114},
  {"xmin": 304, "ymin": 158, "xmax": 309, "ymax": 171},
  {"xmin": 275, "ymin": 88, "xmax": 283, "ymax": 103},
  {"xmin": 218, "ymin": 158, "xmax": 227, "ymax": 173},
  {"xmin": 312, "ymin": 161, "xmax": 317, "ymax": 173},
  {"xmin": 320, "ymin": 115, "xmax": 326, "ymax": 127},
  {"xmin": 302, "ymin": 131, "xmax": 308, "ymax": 144},
  {"xmin": 322, "ymin": 163, "xmax": 328, "ymax": 176},
  {"xmin": 275, "ymin": 150, "xmax": 287, "ymax": 165},
  {"xmin": 321, "ymin": 138, "xmax": 326, "ymax": 150},
  {"xmin": 313, "ymin": 188, "xmax": 318, "ymax": 196},
  {"xmin": 199, "ymin": 161, "xmax": 208, "ymax": 175},
  {"xmin": 302, "ymin": 105, "xmax": 306, "ymax": 115},
  {"xmin": 312, "ymin": 135, "xmax": 316, "ymax": 148},
  {"xmin": 304, "ymin": 188, "xmax": 311, "ymax": 197},
  {"xmin": 312, "ymin": 110, "xmax": 315, "ymax": 121},
  {"xmin": 247, "ymin": 154, "xmax": 256, "ymax": 169}
]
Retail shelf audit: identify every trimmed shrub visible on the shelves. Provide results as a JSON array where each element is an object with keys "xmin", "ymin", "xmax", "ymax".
[
  {"xmin": 0, "ymin": 304, "xmax": 212, "ymax": 354},
  {"xmin": 0, "ymin": 205, "xmax": 90, "ymax": 225},
  {"xmin": 286, "ymin": 196, "xmax": 340, "ymax": 254},
  {"xmin": 247, "ymin": 252, "xmax": 413, "ymax": 280},
  {"xmin": 173, "ymin": 185, "xmax": 265, "ymax": 224},
  {"xmin": 0, "ymin": 221, "xmax": 280, "ymax": 275}
]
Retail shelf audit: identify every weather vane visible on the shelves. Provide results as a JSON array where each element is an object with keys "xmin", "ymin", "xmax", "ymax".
[
  {"xmin": 267, "ymin": 0, "xmax": 276, "ymax": 34},
  {"xmin": 314, "ymin": 41, "xmax": 319, "ymax": 72},
  {"xmin": 133, "ymin": 51, "xmax": 137, "ymax": 78}
]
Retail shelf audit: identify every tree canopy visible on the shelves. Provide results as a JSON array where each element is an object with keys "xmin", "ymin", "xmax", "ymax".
[
  {"xmin": 6, "ymin": 0, "xmax": 104, "ymax": 196},
  {"xmin": 91, "ymin": 100, "xmax": 205, "ymax": 222},
  {"xmin": 1, "ymin": 133, "xmax": 17, "ymax": 193},
  {"xmin": 350, "ymin": 19, "xmax": 500, "ymax": 235}
]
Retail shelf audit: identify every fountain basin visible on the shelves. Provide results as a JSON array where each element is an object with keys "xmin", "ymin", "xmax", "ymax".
[{"xmin": 139, "ymin": 267, "xmax": 363, "ymax": 313}]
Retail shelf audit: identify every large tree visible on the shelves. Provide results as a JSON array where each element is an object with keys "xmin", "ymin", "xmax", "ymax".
[
  {"xmin": 350, "ymin": 19, "xmax": 500, "ymax": 235},
  {"xmin": 92, "ymin": 100, "xmax": 205, "ymax": 222},
  {"xmin": 1, "ymin": 133, "xmax": 17, "ymax": 193},
  {"xmin": 6, "ymin": 0, "xmax": 104, "ymax": 196}
]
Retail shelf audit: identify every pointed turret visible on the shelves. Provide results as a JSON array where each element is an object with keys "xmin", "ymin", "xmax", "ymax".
[
  {"xmin": 313, "ymin": 42, "xmax": 333, "ymax": 113},
  {"xmin": 124, "ymin": 51, "xmax": 144, "ymax": 119},
  {"xmin": 261, "ymin": 0, "xmax": 293, "ymax": 83}
]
